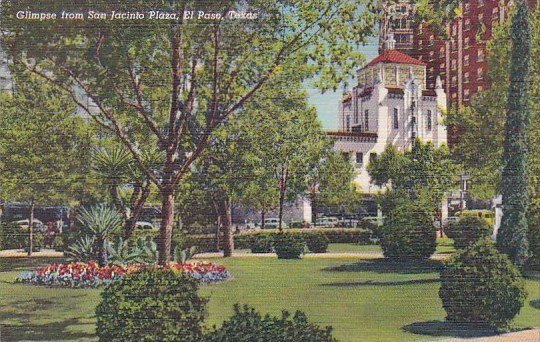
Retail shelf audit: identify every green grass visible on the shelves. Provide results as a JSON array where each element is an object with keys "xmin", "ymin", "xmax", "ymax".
[
  {"xmin": 327, "ymin": 238, "xmax": 455, "ymax": 255},
  {"xmin": 0, "ymin": 252, "xmax": 538, "ymax": 341}
]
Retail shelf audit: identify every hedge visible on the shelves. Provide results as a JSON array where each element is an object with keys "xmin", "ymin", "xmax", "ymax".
[{"xmin": 175, "ymin": 228, "xmax": 373, "ymax": 253}]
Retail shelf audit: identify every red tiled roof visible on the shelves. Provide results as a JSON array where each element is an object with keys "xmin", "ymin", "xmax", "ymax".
[
  {"xmin": 422, "ymin": 89, "xmax": 437, "ymax": 97},
  {"xmin": 365, "ymin": 50, "xmax": 426, "ymax": 68},
  {"xmin": 386, "ymin": 87, "xmax": 404, "ymax": 94}
]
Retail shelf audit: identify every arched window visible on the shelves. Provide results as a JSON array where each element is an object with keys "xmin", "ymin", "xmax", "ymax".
[
  {"xmin": 393, "ymin": 108, "xmax": 399, "ymax": 129},
  {"xmin": 427, "ymin": 110, "xmax": 432, "ymax": 131}
]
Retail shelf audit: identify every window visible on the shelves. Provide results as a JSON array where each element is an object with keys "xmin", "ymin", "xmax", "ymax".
[
  {"xmin": 464, "ymin": 19, "xmax": 471, "ymax": 31},
  {"xmin": 478, "ymin": 86, "xmax": 483, "ymax": 92},
  {"xmin": 419, "ymin": 39, "xmax": 423, "ymax": 46},
  {"xmin": 478, "ymin": 49, "xmax": 484, "ymax": 62},
  {"xmin": 464, "ymin": 37, "xmax": 470, "ymax": 49},
  {"xmin": 364, "ymin": 110, "xmax": 369, "ymax": 131},
  {"xmin": 427, "ymin": 110, "xmax": 432, "ymax": 131},
  {"xmin": 429, "ymin": 35, "xmax": 434, "ymax": 46},
  {"xmin": 464, "ymin": 3, "xmax": 470, "ymax": 14},
  {"xmin": 451, "ymin": 76, "xmax": 457, "ymax": 86},
  {"xmin": 439, "ymin": 47, "xmax": 445, "ymax": 58},
  {"xmin": 354, "ymin": 109, "xmax": 359, "ymax": 124},
  {"xmin": 464, "ymin": 89, "xmax": 470, "ymax": 101},
  {"xmin": 464, "ymin": 55, "xmax": 469, "ymax": 66},
  {"xmin": 477, "ymin": 68, "xmax": 484, "ymax": 80},
  {"xmin": 492, "ymin": 8, "xmax": 499, "ymax": 20},
  {"xmin": 346, "ymin": 116, "xmax": 350, "ymax": 131},
  {"xmin": 355, "ymin": 152, "xmax": 363, "ymax": 165},
  {"xmin": 464, "ymin": 72, "xmax": 470, "ymax": 84},
  {"xmin": 451, "ymin": 59, "xmax": 457, "ymax": 70},
  {"xmin": 393, "ymin": 108, "xmax": 399, "ymax": 129}
]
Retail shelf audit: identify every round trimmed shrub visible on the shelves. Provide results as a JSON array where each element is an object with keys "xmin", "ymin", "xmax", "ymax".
[
  {"xmin": 379, "ymin": 202, "xmax": 436, "ymax": 260},
  {"xmin": 272, "ymin": 233, "xmax": 305, "ymax": 259},
  {"xmin": 204, "ymin": 304, "xmax": 337, "ymax": 342},
  {"xmin": 446, "ymin": 216, "xmax": 492, "ymax": 249},
  {"xmin": 250, "ymin": 234, "xmax": 274, "ymax": 253},
  {"xmin": 304, "ymin": 231, "xmax": 330, "ymax": 253},
  {"xmin": 439, "ymin": 239, "xmax": 526, "ymax": 329},
  {"xmin": 96, "ymin": 268, "xmax": 207, "ymax": 341}
]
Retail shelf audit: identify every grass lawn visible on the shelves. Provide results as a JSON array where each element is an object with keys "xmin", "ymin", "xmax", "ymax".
[
  {"xmin": 0, "ymin": 253, "xmax": 538, "ymax": 341},
  {"xmin": 327, "ymin": 238, "xmax": 455, "ymax": 255}
]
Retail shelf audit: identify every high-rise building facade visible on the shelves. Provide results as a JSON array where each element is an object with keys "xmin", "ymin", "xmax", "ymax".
[{"xmin": 378, "ymin": 0, "xmax": 417, "ymax": 55}]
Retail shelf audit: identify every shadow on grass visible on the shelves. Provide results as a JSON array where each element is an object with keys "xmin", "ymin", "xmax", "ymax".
[
  {"xmin": 321, "ymin": 278, "xmax": 439, "ymax": 287},
  {"xmin": 530, "ymin": 298, "xmax": 540, "ymax": 310},
  {"xmin": 402, "ymin": 320, "xmax": 501, "ymax": 339},
  {"xmin": 323, "ymin": 258, "xmax": 442, "ymax": 275},
  {"xmin": 0, "ymin": 299, "xmax": 95, "ymax": 341}
]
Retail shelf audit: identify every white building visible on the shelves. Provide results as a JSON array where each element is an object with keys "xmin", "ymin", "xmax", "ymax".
[{"xmin": 329, "ymin": 40, "xmax": 448, "ymax": 193}]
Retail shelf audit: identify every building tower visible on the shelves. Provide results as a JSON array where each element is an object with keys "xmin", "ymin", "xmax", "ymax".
[{"xmin": 378, "ymin": 0, "xmax": 416, "ymax": 55}]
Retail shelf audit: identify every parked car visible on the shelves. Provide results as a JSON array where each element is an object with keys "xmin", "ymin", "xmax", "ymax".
[
  {"xmin": 337, "ymin": 217, "xmax": 359, "ymax": 228},
  {"xmin": 315, "ymin": 216, "xmax": 339, "ymax": 228},
  {"xmin": 290, "ymin": 220, "xmax": 310, "ymax": 228},
  {"xmin": 261, "ymin": 218, "xmax": 287, "ymax": 229},
  {"xmin": 135, "ymin": 221, "xmax": 157, "ymax": 231},
  {"xmin": 363, "ymin": 216, "xmax": 384, "ymax": 227},
  {"xmin": 13, "ymin": 219, "xmax": 45, "ymax": 232}
]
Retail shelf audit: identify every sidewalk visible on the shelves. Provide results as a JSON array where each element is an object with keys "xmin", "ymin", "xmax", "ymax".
[
  {"xmin": 0, "ymin": 248, "xmax": 64, "ymax": 258},
  {"xmin": 444, "ymin": 329, "xmax": 540, "ymax": 342}
]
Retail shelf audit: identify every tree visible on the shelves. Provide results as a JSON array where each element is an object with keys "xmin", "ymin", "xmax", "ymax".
[
  {"xmin": 1, "ymin": 0, "xmax": 378, "ymax": 264},
  {"xmin": 306, "ymin": 149, "xmax": 357, "ymax": 223},
  {"xmin": 450, "ymin": 4, "xmax": 540, "ymax": 200},
  {"xmin": 92, "ymin": 146, "xmax": 160, "ymax": 239},
  {"xmin": 496, "ymin": 0, "xmax": 532, "ymax": 268},
  {"xmin": 368, "ymin": 140, "xmax": 457, "ymax": 211},
  {"xmin": 0, "ymin": 73, "xmax": 93, "ymax": 255}
]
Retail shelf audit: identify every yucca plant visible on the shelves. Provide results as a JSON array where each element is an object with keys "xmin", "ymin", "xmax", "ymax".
[
  {"xmin": 106, "ymin": 238, "xmax": 144, "ymax": 266},
  {"xmin": 173, "ymin": 245, "xmax": 198, "ymax": 263},
  {"xmin": 77, "ymin": 204, "xmax": 122, "ymax": 266},
  {"xmin": 66, "ymin": 235, "xmax": 96, "ymax": 262}
]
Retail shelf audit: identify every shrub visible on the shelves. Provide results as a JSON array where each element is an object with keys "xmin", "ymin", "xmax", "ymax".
[
  {"xmin": 379, "ymin": 201, "xmax": 436, "ymax": 260},
  {"xmin": 272, "ymin": 233, "xmax": 305, "ymax": 259},
  {"xmin": 527, "ymin": 204, "xmax": 540, "ymax": 270},
  {"xmin": 204, "ymin": 304, "xmax": 337, "ymax": 342},
  {"xmin": 304, "ymin": 231, "xmax": 330, "ymax": 253},
  {"xmin": 96, "ymin": 269, "xmax": 207, "ymax": 341},
  {"xmin": 446, "ymin": 216, "xmax": 492, "ymax": 249},
  {"xmin": 439, "ymin": 239, "xmax": 526, "ymax": 330},
  {"xmin": 250, "ymin": 234, "xmax": 274, "ymax": 253}
]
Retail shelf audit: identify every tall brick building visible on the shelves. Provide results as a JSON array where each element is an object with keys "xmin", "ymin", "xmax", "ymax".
[{"xmin": 380, "ymin": 0, "xmax": 536, "ymax": 110}]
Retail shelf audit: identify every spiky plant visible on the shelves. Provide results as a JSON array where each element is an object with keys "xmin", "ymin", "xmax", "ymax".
[
  {"xmin": 66, "ymin": 235, "xmax": 96, "ymax": 262},
  {"xmin": 77, "ymin": 204, "xmax": 122, "ymax": 266}
]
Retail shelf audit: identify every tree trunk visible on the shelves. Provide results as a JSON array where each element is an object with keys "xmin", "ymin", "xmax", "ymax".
[
  {"xmin": 27, "ymin": 200, "xmax": 34, "ymax": 256},
  {"xmin": 261, "ymin": 210, "xmax": 266, "ymax": 229},
  {"xmin": 215, "ymin": 214, "xmax": 221, "ymax": 252},
  {"xmin": 97, "ymin": 237, "xmax": 108, "ymax": 267},
  {"xmin": 278, "ymin": 168, "xmax": 288, "ymax": 232},
  {"xmin": 222, "ymin": 199, "xmax": 234, "ymax": 257},
  {"xmin": 158, "ymin": 188, "xmax": 175, "ymax": 265},
  {"xmin": 310, "ymin": 193, "xmax": 318, "ymax": 225}
]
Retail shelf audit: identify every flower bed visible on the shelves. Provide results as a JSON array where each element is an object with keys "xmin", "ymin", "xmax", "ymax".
[{"xmin": 17, "ymin": 261, "xmax": 230, "ymax": 288}]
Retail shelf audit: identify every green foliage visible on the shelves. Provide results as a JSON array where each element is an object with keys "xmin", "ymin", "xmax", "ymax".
[
  {"xmin": 368, "ymin": 140, "xmax": 457, "ymax": 210},
  {"xmin": 106, "ymin": 237, "xmax": 157, "ymax": 265},
  {"xmin": 273, "ymin": 233, "xmax": 306, "ymax": 259},
  {"xmin": 181, "ymin": 229, "xmax": 373, "ymax": 253},
  {"xmin": 446, "ymin": 216, "xmax": 492, "ymax": 249},
  {"xmin": 527, "ymin": 202, "xmax": 540, "ymax": 270},
  {"xmin": 0, "ymin": 72, "xmax": 95, "ymax": 207},
  {"xmin": 496, "ymin": 1, "xmax": 532, "ymax": 268},
  {"xmin": 379, "ymin": 192, "xmax": 437, "ymax": 260},
  {"xmin": 439, "ymin": 239, "xmax": 526, "ymax": 330},
  {"xmin": 96, "ymin": 269, "xmax": 207, "ymax": 342},
  {"xmin": 204, "ymin": 304, "xmax": 336, "ymax": 342},
  {"xmin": 304, "ymin": 231, "xmax": 330, "ymax": 253},
  {"xmin": 173, "ymin": 245, "xmax": 198, "ymax": 263},
  {"xmin": 65, "ymin": 236, "xmax": 96, "ymax": 262},
  {"xmin": 76, "ymin": 205, "xmax": 122, "ymax": 266},
  {"xmin": 450, "ymin": 5, "xmax": 540, "ymax": 200},
  {"xmin": 250, "ymin": 234, "xmax": 275, "ymax": 254}
]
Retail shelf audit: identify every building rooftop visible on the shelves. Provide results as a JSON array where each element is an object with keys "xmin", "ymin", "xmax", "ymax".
[{"xmin": 365, "ymin": 49, "xmax": 426, "ymax": 68}]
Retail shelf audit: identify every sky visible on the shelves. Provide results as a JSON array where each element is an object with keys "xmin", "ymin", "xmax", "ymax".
[{"xmin": 308, "ymin": 41, "xmax": 379, "ymax": 130}]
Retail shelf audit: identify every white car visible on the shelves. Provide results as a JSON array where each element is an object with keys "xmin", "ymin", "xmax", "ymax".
[
  {"xmin": 13, "ymin": 219, "xmax": 45, "ymax": 232},
  {"xmin": 135, "ymin": 221, "xmax": 157, "ymax": 231},
  {"xmin": 315, "ymin": 217, "xmax": 339, "ymax": 228},
  {"xmin": 261, "ymin": 218, "xmax": 287, "ymax": 229}
]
